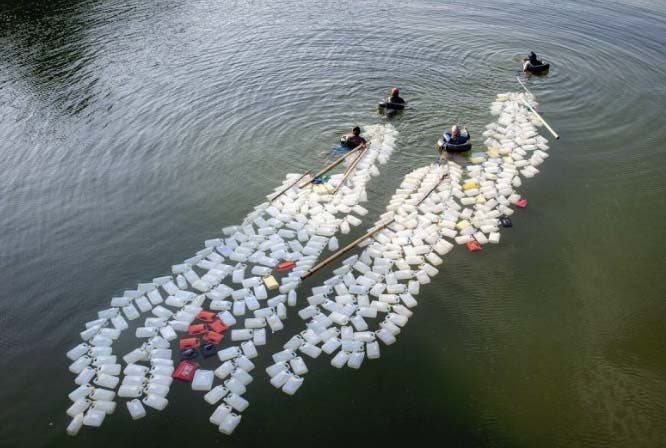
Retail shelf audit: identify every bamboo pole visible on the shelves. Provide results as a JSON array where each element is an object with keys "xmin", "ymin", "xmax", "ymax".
[
  {"xmin": 415, "ymin": 172, "xmax": 448, "ymax": 206},
  {"xmin": 268, "ymin": 170, "xmax": 312, "ymax": 203},
  {"xmin": 515, "ymin": 75, "xmax": 533, "ymax": 97},
  {"xmin": 301, "ymin": 220, "xmax": 392, "ymax": 279},
  {"xmin": 302, "ymin": 172, "xmax": 449, "ymax": 279},
  {"xmin": 331, "ymin": 147, "xmax": 367, "ymax": 195},
  {"xmin": 342, "ymin": 148, "xmax": 364, "ymax": 177},
  {"xmin": 437, "ymin": 147, "xmax": 448, "ymax": 165},
  {"xmin": 520, "ymin": 96, "xmax": 560, "ymax": 140},
  {"xmin": 299, "ymin": 144, "xmax": 365, "ymax": 188}
]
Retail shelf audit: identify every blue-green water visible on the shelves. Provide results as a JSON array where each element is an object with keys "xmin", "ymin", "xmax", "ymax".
[{"xmin": 0, "ymin": 0, "xmax": 665, "ymax": 447}]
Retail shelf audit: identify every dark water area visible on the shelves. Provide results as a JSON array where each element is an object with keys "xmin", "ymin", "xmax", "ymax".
[{"xmin": 1, "ymin": 0, "xmax": 665, "ymax": 447}]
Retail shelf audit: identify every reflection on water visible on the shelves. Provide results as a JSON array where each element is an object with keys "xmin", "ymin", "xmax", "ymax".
[{"xmin": 0, "ymin": 0, "xmax": 665, "ymax": 447}]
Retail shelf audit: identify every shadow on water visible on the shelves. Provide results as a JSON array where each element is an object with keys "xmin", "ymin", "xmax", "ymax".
[{"xmin": 0, "ymin": 0, "xmax": 103, "ymax": 115}]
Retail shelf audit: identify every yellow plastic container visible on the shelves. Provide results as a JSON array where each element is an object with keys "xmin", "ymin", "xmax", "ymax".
[
  {"xmin": 263, "ymin": 275, "xmax": 279, "ymax": 290},
  {"xmin": 456, "ymin": 220, "xmax": 471, "ymax": 231},
  {"xmin": 313, "ymin": 184, "xmax": 333, "ymax": 195}
]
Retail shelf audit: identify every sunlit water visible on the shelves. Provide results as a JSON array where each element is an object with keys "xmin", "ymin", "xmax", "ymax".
[{"xmin": 0, "ymin": 0, "xmax": 665, "ymax": 447}]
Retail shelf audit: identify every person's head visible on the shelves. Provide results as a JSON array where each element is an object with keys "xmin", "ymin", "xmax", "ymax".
[
  {"xmin": 451, "ymin": 125, "xmax": 460, "ymax": 137},
  {"xmin": 352, "ymin": 126, "xmax": 361, "ymax": 136},
  {"xmin": 530, "ymin": 51, "xmax": 536, "ymax": 58},
  {"xmin": 391, "ymin": 87, "xmax": 399, "ymax": 97}
]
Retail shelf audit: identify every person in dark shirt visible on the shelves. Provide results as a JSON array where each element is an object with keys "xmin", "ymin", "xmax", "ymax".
[
  {"xmin": 343, "ymin": 126, "xmax": 367, "ymax": 149},
  {"xmin": 387, "ymin": 87, "xmax": 405, "ymax": 107},
  {"xmin": 443, "ymin": 125, "xmax": 469, "ymax": 145},
  {"xmin": 528, "ymin": 51, "xmax": 542, "ymax": 65}
]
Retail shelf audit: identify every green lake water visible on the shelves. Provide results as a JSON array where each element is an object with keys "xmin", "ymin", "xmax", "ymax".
[{"xmin": 0, "ymin": 0, "xmax": 664, "ymax": 446}]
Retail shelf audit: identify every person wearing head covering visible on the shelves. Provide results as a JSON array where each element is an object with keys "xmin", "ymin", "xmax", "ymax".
[
  {"xmin": 387, "ymin": 87, "xmax": 405, "ymax": 107},
  {"xmin": 342, "ymin": 126, "xmax": 367, "ymax": 149},
  {"xmin": 528, "ymin": 51, "xmax": 542, "ymax": 65}
]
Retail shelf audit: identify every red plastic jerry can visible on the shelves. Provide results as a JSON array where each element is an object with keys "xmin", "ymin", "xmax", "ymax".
[
  {"xmin": 277, "ymin": 261, "xmax": 296, "ymax": 273},
  {"xmin": 197, "ymin": 310, "xmax": 217, "ymax": 323},
  {"xmin": 208, "ymin": 319, "xmax": 228, "ymax": 334},
  {"xmin": 466, "ymin": 240, "xmax": 483, "ymax": 252},
  {"xmin": 188, "ymin": 323, "xmax": 207, "ymax": 336},
  {"xmin": 179, "ymin": 338, "xmax": 201, "ymax": 350},
  {"xmin": 172, "ymin": 360, "xmax": 198, "ymax": 382},
  {"xmin": 203, "ymin": 331, "xmax": 224, "ymax": 345}
]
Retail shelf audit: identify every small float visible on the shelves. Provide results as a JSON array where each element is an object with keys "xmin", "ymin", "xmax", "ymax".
[
  {"xmin": 377, "ymin": 100, "xmax": 405, "ymax": 111},
  {"xmin": 437, "ymin": 128, "xmax": 472, "ymax": 153},
  {"xmin": 523, "ymin": 60, "xmax": 550, "ymax": 74},
  {"xmin": 378, "ymin": 98, "xmax": 406, "ymax": 117}
]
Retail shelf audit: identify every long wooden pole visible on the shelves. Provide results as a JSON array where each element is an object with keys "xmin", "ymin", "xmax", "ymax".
[
  {"xmin": 415, "ymin": 172, "xmax": 448, "ymax": 206},
  {"xmin": 299, "ymin": 144, "xmax": 365, "ymax": 188},
  {"xmin": 302, "ymin": 172, "xmax": 449, "ymax": 279},
  {"xmin": 332, "ymin": 147, "xmax": 367, "ymax": 195},
  {"xmin": 301, "ymin": 220, "xmax": 392, "ymax": 279},
  {"xmin": 520, "ymin": 96, "xmax": 559, "ymax": 140},
  {"xmin": 515, "ymin": 75, "xmax": 533, "ymax": 97},
  {"xmin": 437, "ymin": 147, "xmax": 448, "ymax": 165},
  {"xmin": 342, "ymin": 148, "xmax": 365, "ymax": 177},
  {"xmin": 268, "ymin": 170, "xmax": 312, "ymax": 203}
]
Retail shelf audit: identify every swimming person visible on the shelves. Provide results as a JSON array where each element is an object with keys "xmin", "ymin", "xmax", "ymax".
[
  {"xmin": 527, "ymin": 51, "xmax": 542, "ymax": 65},
  {"xmin": 387, "ymin": 88, "xmax": 405, "ymax": 107},
  {"xmin": 444, "ymin": 125, "xmax": 468, "ymax": 145},
  {"xmin": 342, "ymin": 126, "xmax": 367, "ymax": 149}
]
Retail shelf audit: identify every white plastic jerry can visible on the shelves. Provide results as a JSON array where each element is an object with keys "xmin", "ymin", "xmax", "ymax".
[
  {"xmin": 74, "ymin": 367, "xmax": 96, "ymax": 386},
  {"xmin": 224, "ymin": 393, "xmax": 249, "ymax": 412},
  {"xmin": 224, "ymin": 376, "xmax": 247, "ymax": 395},
  {"xmin": 289, "ymin": 356, "xmax": 308, "ymax": 375},
  {"xmin": 82, "ymin": 408, "xmax": 106, "ymax": 427},
  {"xmin": 219, "ymin": 413, "xmax": 242, "ymax": 435},
  {"xmin": 93, "ymin": 373, "xmax": 120, "ymax": 390},
  {"xmin": 67, "ymin": 398, "xmax": 91, "ymax": 418},
  {"xmin": 127, "ymin": 398, "xmax": 146, "ymax": 420},
  {"xmin": 210, "ymin": 404, "xmax": 232, "ymax": 426},
  {"xmin": 281, "ymin": 375, "xmax": 304, "ymax": 395},
  {"xmin": 347, "ymin": 351, "xmax": 365, "ymax": 369},
  {"xmin": 232, "ymin": 368, "xmax": 253, "ymax": 386},
  {"xmin": 330, "ymin": 351, "xmax": 350, "ymax": 369},
  {"xmin": 204, "ymin": 386, "xmax": 229, "ymax": 405},
  {"xmin": 66, "ymin": 343, "xmax": 90, "ymax": 361},
  {"xmin": 89, "ymin": 387, "xmax": 115, "ymax": 401},
  {"xmin": 142, "ymin": 394, "xmax": 168, "ymax": 411},
  {"xmin": 366, "ymin": 341, "xmax": 381, "ymax": 359},
  {"xmin": 66, "ymin": 413, "xmax": 84, "ymax": 436}
]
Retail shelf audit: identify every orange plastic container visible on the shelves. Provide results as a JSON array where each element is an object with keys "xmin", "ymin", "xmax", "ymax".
[
  {"xmin": 516, "ymin": 198, "xmax": 528, "ymax": 208},
  {"xmin": 466, "ymin": 240, "xmax": 483, "ymax": 252},
  {"xmin": 208, "ymin": 319, "xmax": 228, "ymax": 334},
  {"xmin": 197, "ymin": 310, "xmax": 217, "ymax": 323},
  {"xmin": 179, "ymin": 338, "xmax": 201, "ymax": 350},
  {"xmin": 277, "ymin": 261, "xmax": 296, "ymax": 272},
  {"xmin": 188, "ymin": 324, "xmax": 207, "ymax": 336},
  {"xmin": 203, "ymin": 331, "xmax": 224, "ymax": 345}
]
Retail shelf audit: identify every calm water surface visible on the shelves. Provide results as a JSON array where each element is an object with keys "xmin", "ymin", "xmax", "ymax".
[{"xmin": 1, "ymin": 0, "xmax": 665, "ymax": 447}]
